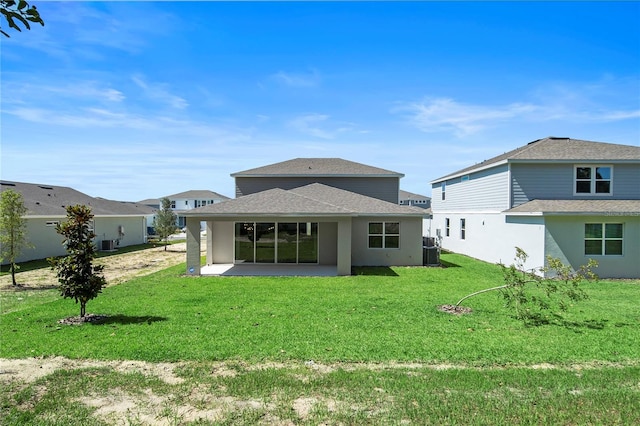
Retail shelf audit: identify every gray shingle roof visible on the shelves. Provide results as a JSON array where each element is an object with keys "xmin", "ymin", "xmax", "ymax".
[
  {"xmin": 505, "ymin": 199, "xmax": 640, "ymax": 215},
  {"xmin": 231, "ymin": 158, "xmax": 404, "ymax": 178},
  {"xmin": 164, "ymin": 190, "xmax": 230, "ymax": 200},
  {"xmin": 433, "ymin": 137, "xmax": 640, "ymax": 182},
  {"xmin": 399, "ymin": 190, "xmax": 431, "ymax": 201},
  {"xmin": 1, "ymin": 181, "xmax": 155, "ymax": 216},
  {"xmin": 183, "ymin": 183, "xmax": 425, "ymax": 217}
]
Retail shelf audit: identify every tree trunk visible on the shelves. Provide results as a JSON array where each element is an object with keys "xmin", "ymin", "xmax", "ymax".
[
  {"xmin": 80, "ymin": 301, "xmax": 86, "ymax": 318},
  {"xmin": 11, "ymin": 263, "xmax": 17, "ymax": 286}
]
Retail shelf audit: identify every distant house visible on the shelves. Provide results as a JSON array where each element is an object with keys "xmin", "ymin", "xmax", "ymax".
[
  {"xmin": 399, "ymin": 190, "xmax": 431, "ymax": 209},
  {"xmin": 141, "ymin": 190, "xmax": 230, "ymax": 229},
  {"xmin": 430, "ymin": 137, "xmax": 640, "ymax": 278},
  {"xmin": 1, "ymin": 181, "xmax": 155, "ymax": 263},
  {"xmin": 182, "ymin": 158, "xmax": 426, "ymax": 276}
]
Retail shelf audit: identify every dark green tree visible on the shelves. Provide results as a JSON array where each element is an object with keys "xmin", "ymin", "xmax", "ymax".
[
  {"xmin": 153, "ymin": 197, "xmax": 178, "ymax": 251},
  {"xmin": 49, "ymin": 205, "xmax": 106, "ymax": 318},
  {"xmin": 1, "ymin": 0, "xmax": 44, "ymax": 37},
  {"xmin": 0, "ymin": 188, "xmax": 31, "ymax": 286}
]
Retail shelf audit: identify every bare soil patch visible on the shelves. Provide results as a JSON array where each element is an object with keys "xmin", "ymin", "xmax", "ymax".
[
  {"xmin": 438, "ymin": 304, "xmax": 473, "ymax": 315},
  {"xmin": 0, "ymin": 243, "xmax": 190, "ymax": 291}
]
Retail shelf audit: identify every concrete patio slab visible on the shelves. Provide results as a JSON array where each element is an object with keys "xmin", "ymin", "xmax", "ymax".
[{"xmin": 201, "ymin": 264, "xmax": 337, "ymax": 277}]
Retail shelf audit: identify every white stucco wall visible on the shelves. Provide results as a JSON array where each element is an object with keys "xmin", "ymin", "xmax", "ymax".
[{"xmin": 432, "ymin": 212, "xmax": 546, "ymax": 271}]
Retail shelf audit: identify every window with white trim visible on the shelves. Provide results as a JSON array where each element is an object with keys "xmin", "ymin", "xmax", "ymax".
[
  {"xmin": 368, "ymin": 222, "xmax": 400, "ymax": 249},
  {"xmin": 170, "ymin": 200, "xmax": 176, "ymax": 209},
  {"xmin": 441, "ymin": 181, "xmax": 446, "ymax": 201},
  {"xmin": 445, "ymin": 218, "xmax": 450, "ymax": 237},
  {"xmin": 575, "ymin": 166, "xmax": 612, "ymax": 195},
  {"xmin": 585, "ymin": 223, "xmax": 623, "ymax": 256},
  {"xmin": 460, "ymin": 218, "xmax": 466, "ymax": 240}
]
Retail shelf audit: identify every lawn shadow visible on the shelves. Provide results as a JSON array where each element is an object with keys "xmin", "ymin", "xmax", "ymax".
[
  {"xmin": 439, "ymin": 259, "xmax": 461, "ymax": 268},
  {"xmin": 559, "ymin": 318, "xmax": 608, "ymax": 332},
  {"xmin": 90, "ymin": 315, "xmax": 168, "ymax": 325},
  {"xmin": 523, "ymin": 314, "xmax": 608, "ymax": 332},
  {"xmin": 352, "ymin": 267, "xmax": 399, "ymax": 276}
]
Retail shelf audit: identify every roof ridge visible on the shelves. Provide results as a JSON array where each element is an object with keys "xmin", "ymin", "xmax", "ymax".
[{"xmin": 289, "ymin": 183, "xmax": 355, "ymax": 213}]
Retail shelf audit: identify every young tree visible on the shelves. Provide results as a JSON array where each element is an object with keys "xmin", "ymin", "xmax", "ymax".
[
  {"xmin": 1, "ymin": 0, "xmax": 44, "ymax": 38},
  {"xmin": 0, "ymin": 188, "xmax": 31, "ymax": 286},
  {"xmin": 453, "ymin": 247, "xmax": 598, "ymax": 325},
  {"xmin": 49, "ymin": 205, "xmax": 106, "ymax": 318},
  {"xmin": 153, "ymin": 197, "xmax": 178, "ymax": 251}
]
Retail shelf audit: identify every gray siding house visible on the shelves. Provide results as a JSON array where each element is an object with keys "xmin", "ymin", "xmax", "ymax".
[
  {"xmin": 430, "ymin": 137, "xmax": 640, "ymax": 278},
  {"xmin": 183, "ymin": 158, "xmax": 426, "ymax": 276},
  {"xmin": 1, "ymin": 181, "xmax": 155, "ymax": 263}
]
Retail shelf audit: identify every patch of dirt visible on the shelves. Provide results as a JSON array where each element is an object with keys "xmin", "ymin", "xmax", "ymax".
[
  {"xmin": 438, "ymin": 304, "xmax": 473, "ymax": 315},
  {"xmin": 0, "ymin": 242, "xmax": 193, "ymax": 291}
]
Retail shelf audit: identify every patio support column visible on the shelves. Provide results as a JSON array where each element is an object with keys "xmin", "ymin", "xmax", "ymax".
[
  {"xmin": 185, "ymin": 217, "xmax": 201, "ymax": 276},
  {"xmin": 337, "ymin": 217, "xmax": 352, "ymax": 275},
  {"xmin": 206, "ymin": 221, "xmax": 214, "ymax": 265}
]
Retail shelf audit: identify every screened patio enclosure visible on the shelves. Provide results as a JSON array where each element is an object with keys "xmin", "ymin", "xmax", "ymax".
[{"xmin": 234, "ymin": 222, "xmax": 318, "ymax": 264}]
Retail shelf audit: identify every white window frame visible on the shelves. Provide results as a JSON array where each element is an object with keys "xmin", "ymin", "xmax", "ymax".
[
  {"xmin": 445, "ymin": 218, "xmax": 450, "ymax": 237},
  {"xmin": 584, "ymin": 223, "xmax": 623, "ymax": 256},
  {"xmin": 368, "ymin": 222, "xmax": 400, "ymax": 249},
  {"xmin": 460, "ymin": 218, "xmax": 466, "ymax": 240},
  {"xmin": 574, "ymin": 165, "xmax": 613, "ymax": 196}
]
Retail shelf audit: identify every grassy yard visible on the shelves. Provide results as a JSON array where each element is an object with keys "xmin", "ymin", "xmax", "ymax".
[{"xmin": 1, "ymin": 253, "xmax": 639, "ymax": 424}]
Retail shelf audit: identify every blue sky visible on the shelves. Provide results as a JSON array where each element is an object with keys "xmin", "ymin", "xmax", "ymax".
[{"xmin": 2, "ymin": 1, "xmax": 639, "ymax": 201}]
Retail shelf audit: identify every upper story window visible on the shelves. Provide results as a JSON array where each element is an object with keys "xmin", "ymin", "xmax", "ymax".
[
  {"xmin": 441, "ymin": 182, "xmax": 446, "ymax": 201},
  {"xmin": 368, "ymin": 222, "xmax": 400, "ymax": 249},
  {"xmin": 170, "ymin": 200, "xmax": 176, "ymax": 209},
  {"xmin": 575, "ymin": 166, "xmax": 612, "ymax": 195}
]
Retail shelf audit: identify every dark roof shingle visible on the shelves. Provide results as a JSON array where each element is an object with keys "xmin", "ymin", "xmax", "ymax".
[
  {"xmin": 183, "ymin": 183, "xmax": 425, "ymax": 217},
  {"xmin": 506, "ymin": 199, "xmax": 640, "ymax": 215},
  {"xmin": 1, "ymin": 181, "xmax": 155, "ymax": 216},
  {"xmin": 231, "ymin": 158, "xmax": 404, "ymax": 178},
  {"xmin": 433, "ymin": 137, "xmax": 640, "ymax": 182}
]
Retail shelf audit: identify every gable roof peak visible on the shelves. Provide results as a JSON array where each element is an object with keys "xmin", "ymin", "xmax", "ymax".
[
  {"xmin": 431, "ymin": 137, "xmax": 640, "ymax": 183},
  {"xmin": 231, "ymin": 157, "xmax": 404, "ymax": 177}
]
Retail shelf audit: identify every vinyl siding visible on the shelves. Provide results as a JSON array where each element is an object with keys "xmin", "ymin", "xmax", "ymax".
[
  {"xmin": 511, "ymin": 163, "xmax": 640, "ymax": 207},
  {"xmin": 431, "ymin": 164, "xmax": 509, "ymax": 212},
  {"xmin": 235, "ymin": 176, "xmax": 400, "ymax": 203}
]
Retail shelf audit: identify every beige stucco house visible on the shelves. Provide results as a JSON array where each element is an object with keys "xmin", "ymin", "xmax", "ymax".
[
  {"xmin": 183, "ymin": 158, "xmax": 427, "ymax": 276},
  {"xmin": 1, "ymin": 181, "xmax": 155, "ymax": 263}
]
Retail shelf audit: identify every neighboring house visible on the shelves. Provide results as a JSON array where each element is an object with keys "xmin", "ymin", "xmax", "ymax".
[
  {"xmin": 182, "ymin": 158, "xmax": 426, "ymax": 276},
  {"xmin": 399, "ymin": 190, "xmax": 431, "ymax": 209},
  {"xmin": 1, "ymin": 181, "xmax": 155, "ymax": 263},
  {"xmin": 430, "ymin": 137, "xmax": 640, "ymax": 278},
  {"xmin": 160, "ymin": 190, "xmax": 230, "ymax": 228}
]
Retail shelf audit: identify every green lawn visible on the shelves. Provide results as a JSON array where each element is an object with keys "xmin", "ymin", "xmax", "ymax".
[
  {"xmin": 1, "ymin": 253, "xmax": 639, "ymax": 424},
  {"xmin": 2, "ymin": 253, "xmax": 639, "ymax": 364}
]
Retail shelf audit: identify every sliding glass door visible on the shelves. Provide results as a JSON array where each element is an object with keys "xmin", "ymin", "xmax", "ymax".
[{"xmin": 235, "ymin": 221, "xmax": 318, "ymax": 264}]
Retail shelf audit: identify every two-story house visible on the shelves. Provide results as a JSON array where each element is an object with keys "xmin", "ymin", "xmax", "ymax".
[
  {"xmin": 430, "ymin": 137, "xmax": 640, "ymax": 278},
  {"xmin": 182, "ymin": 158, "xmax": 426, "ymax": 276},
  {"xmin": 399, "ymin": 190, "xmax": 431, "ymax": 209}
]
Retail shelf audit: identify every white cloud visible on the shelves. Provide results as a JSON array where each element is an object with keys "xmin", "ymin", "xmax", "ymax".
[
  {"xmin": 131, "ymin": 75, "xmax": 188, "ymax": 109},
  {"xmin": 271, "ymin": 69, "xmax": 321, "ymax": 88},
  {"xmin": 396, "ymin": 98, "xmax": 538, "ymax": 137},
  {"xmin": 397, "ymin": 79, "xmax": 640, "ymax": 138},
  {"xmin": 287, "ymin": 113, "xmax": 359, "ymax": 140}
]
